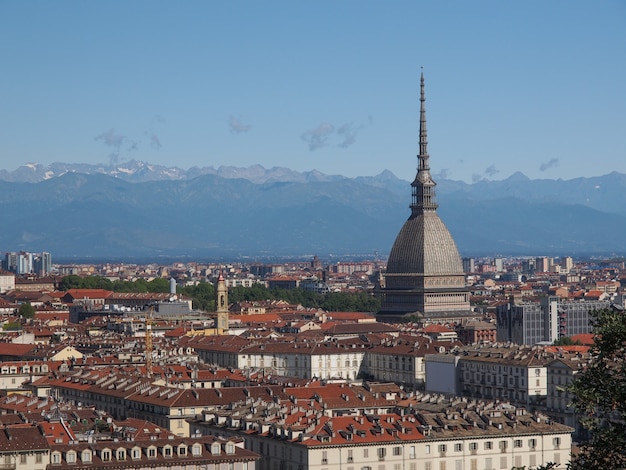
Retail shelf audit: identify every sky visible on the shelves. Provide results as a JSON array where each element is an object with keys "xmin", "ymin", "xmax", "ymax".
[{"xmin": 1, "ymin": 1, "xmax": 625, "ymax": 183}]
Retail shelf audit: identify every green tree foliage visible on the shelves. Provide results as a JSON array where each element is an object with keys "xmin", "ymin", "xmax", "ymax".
[
  {"xmin": 18, "ymin": 303, "xmax": 36, "ymax": 318},
  {"xmin": 228, "ymin": 285, "xmax": 379, "ymax": 312},
  {"xmin": 553, "ymin": 336, "xmax": 581, "ymax": 346},
  {"xmin": 179, "ymin": 281, "xmax": 215, "ymax": 311},
  {"xmin": 568, "ymin": 307, "xmax": 626, "ymax": 469},
  {"xmin": 321, "ymin": 291, "xmax": 380, "ymax": 312},
  {"xmin": 59, "ymin": 275, "xmax": 170, "ymax": 293},
  {"xmin": 59, "ymin": 274, "xmax": 113, "ymax": 290}
]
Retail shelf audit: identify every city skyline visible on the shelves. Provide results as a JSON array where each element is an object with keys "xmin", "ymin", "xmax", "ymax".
[{"xmin": 1, "ymin": 1, "xmax": 624, "ymax": 183}]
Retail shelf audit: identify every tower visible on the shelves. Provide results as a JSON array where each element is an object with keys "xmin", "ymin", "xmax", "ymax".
[
  {"xmin": 377, "ymin": 72, "xmax": 471, "ymax": 322},
  {"xmin": 215, "ymin": 272, "xmax": 229, "ymax": 332}
]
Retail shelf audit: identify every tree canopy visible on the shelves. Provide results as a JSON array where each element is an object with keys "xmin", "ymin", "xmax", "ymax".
[
  {"xmin": 229, "ymin": 285, "xmax": 379, "ymax": 312},
  {"xmin": 18, "ymin": 303, "xmax": 35, "ymax": 318},
  {"xmin": 57, "ymin": 276, "xmax": 380, "ymax": 313},
  {"xmin": 59, "ymin": 275, "xmax": 171, "ymax": 293},
  {"xmin": 567, "ymin": 307, "xmax": 626, "ymax": 469}
]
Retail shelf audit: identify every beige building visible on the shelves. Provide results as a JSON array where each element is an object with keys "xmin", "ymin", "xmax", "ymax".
[
  {"xmin": 437, "ymin": 345, "xmax": 553, "ymax": 407},
  {"xmin": 192, "ymin": 399, "xmax": 573, "ymax": 470},
  {"xmin": 0, "ymin": 270, "xmax": 16, "ymax": 293},
  {"xmin": 0, "ymin": 424, "xmax": 49, "ymax": 470}
]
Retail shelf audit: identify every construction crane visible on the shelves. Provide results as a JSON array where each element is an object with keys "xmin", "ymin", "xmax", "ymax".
[{"xmin": 145, "ymin": 306, "xmax": 154, "ymax": 377}]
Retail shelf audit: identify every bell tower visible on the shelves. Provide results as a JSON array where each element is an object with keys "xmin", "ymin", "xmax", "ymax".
[{"xmin": 215, "ymin": 272, "xmax": 229, "ymax": 332}]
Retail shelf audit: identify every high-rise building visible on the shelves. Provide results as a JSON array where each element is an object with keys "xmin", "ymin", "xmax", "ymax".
[
  {"xmin": 560, "ymin": 256, "xmax": 574, "ymax": 272},
  {"xmin": 462, "ymin": 257, "xmax": 475, "ymax": 274},
  {"xmin": 34, "ymin": 251, "xmax": 52, "ymax": 276},
  {"xmin": 535, "ymin": 256, "xmax": 551, "ymax": 273},
  {"xmin": 377, "ymin": 73, "xmax": 471, "ymax": 322}
]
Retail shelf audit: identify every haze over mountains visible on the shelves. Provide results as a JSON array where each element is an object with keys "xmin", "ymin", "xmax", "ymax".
[{"xmin": 1, "ymin": 161, "xmax": 625, "ymax": 260}]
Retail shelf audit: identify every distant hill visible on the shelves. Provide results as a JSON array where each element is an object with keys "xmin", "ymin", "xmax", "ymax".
[{"xmin": 1, "ymin": 162, "xmax": 625, "ymax": 259}]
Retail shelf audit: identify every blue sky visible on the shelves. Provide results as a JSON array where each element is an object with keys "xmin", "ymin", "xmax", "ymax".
[{"xmin": 1, "ymin": 1, "xmax": 624, "ymax": 183}]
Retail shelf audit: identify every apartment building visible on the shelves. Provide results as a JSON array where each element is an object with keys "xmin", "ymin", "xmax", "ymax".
[
  {"xmin": 426, "ymin": 345, "xmax": 554, "ymax": 407},
  {"xmin": 191, "ymin": 397, "xmax": 573, "ymax": 470}
]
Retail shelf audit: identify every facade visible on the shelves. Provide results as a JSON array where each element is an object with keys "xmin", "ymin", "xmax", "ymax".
[
  {"xmin": 378, "ymin": 73, "xmax": 471, "ymax": 322},
  {"xmin": 191, "ymin": 399, "xmax": 573, "ymax": 470},
  {"xmin": 0, "ymin": 424, "xmax": 49, "ymax": 470},
  {"xmin": 546, "ymin": 353, "xmax": 588, "ymax": 440},
  {"xmin": 0, "ymin": 269, "xmax": 16, "ymax": 293},
  {"xmin": 496, "ymin": 301, "xmax": 546, "ymax": 345},
  {"xmin": 48, "ymin": 435, "xmax": 259, "ymax": 470},
  {"xmin": 496, "ymin": 297, "xmax": 610, "ymax": 345},
  {"xmin": 426, "ymin": 345, "xmax": 555, "ymax": 407}
]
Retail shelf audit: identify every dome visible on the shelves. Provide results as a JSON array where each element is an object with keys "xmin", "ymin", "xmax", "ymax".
[
  {"xmin": 387, "ymin": 211, "xmax": 463, "ymax": 276},
  {"xmin": 377, "ymin": 71, "xmax": 470, "ymax": 320}
]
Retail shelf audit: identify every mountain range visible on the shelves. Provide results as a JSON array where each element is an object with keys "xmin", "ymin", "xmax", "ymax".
[{"xmin": 1, "ymin": 161, "xmax": 625, "ymax": 261}]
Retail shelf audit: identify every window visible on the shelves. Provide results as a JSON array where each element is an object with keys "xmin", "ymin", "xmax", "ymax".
[
  {"xmin": 378, "ymin": 447, "xmax": 386, "ymax": 461},
  {"xmin": 499, "ymin": 441, "xmax": 507, "ymax": 451},
  {"xmin": 484, "ymin": 441, "xmax": 493, "ymax": 450},
  {"xmin": 101, "ymin": 450, "xmax": 111, "ymax": 462},
  {"xmin": 178, "ymin": 446, "xmax": 187, "ymax": 457},
  {"xmin": 164, "ymin": 446, "xmax": 172, "ymax": 457},
  {"xmin": 117, "ymin": 449, "xmax": 126, "ymax": 461},
  {"xmin": 192, "ymin": 444, "xmax": 202, "ymax": 456},
  {"xmin": 514, "ymin": 439, "xmax": 523, "ymax": 448},
  {"xmin": 67, "ymin": 451, "xmax": 76, "ymax": 464},
  {"xmin": 322, "ymin": 451, "xmax": 328, "ymax": 464},
  {"xmin": 409, "ymin": 446, "xmax": 416, "ymax": 459},
  {"xmin": 454, "ymin": 443, "xmax": 463, "ymax": 452},
  {"xmin": 36, "ymin": 454, "xmax": 42, "ymax": 464},
  {"xmin": 438, "ymin": 444, "xmax": 447, "ymax": 454},
  {"xmin": 226, "ymin": 442, "xmax": 235, "ymax": 455},
  {"xmin": 148, "ymin": 447, "xmax": 157, "ymax": 459},
  {"xmin": 348, "ymin": 450, "xmax": 353, "ymax": 463},
  {"xmin": 528, "ymin": 438, "xmax": 537, "ymax": 449},
  {"xmin": 363, "ymin": 449, "xmax": 369, "ymax": 458},
  {"xmin": 469, "ymin": 442, "xmax": 478, "ymax": 452},
  {"xmin": 52, "ymin": 452, "xmax": 61, "ymax": 465},
  {"xmin": 500, "ymin": 456, "xmax": 507, "ymax": 469},
  {"xmin": 82, "ymin": 450, "xmax": 92, "ymax": 463},
  {"xmin": 393, "ymin": 446, "xmax": 402, "ymax": 456},
  {"xmin": 553, "ymin": 437, "xmax": 561, "ymax": 449}
]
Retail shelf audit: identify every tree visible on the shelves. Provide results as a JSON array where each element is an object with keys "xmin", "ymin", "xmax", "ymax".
[
  {"xmin": 567, "ymin": 307, "xmax": 626, "ymax": 469},
  {"xmin": 18, "ymin": 303, "xmax": 36, "ymax": 318},
  {"xmin": 179, "ymin": 281, "xmax": 215, "ymax": 311},
  {"xmin": 553, "ymin": 336, "xmax": 581, "ymax": 346}
]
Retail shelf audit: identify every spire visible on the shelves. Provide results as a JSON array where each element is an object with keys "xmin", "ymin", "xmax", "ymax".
[{"xmin": 410, "ymin": 69, "xmax": 438, "ymax": 217}]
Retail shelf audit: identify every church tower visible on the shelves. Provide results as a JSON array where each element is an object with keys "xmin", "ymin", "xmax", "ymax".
[
  {"xmin": 377, "ymin": 72, "xmax": 471, "ymax": 322},
  {"xmin": 215, "ymin": 272, "xmax": 229, "ymax": 332}
]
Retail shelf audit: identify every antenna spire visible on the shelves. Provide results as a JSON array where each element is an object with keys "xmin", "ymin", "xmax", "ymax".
[{"xmin": 410, "ymin": 69, "xmax": 438, "ymax": 217}]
